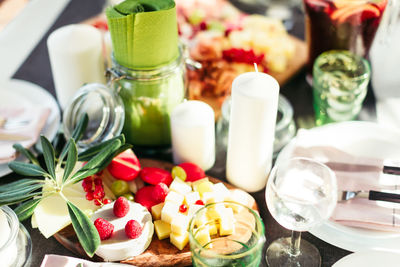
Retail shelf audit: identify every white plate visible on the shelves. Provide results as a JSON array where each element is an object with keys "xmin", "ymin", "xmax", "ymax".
[
  {"xmin": 333, "ymin": 250, "xmax": 400, "ymax": 267},
  {"xmin": 276, "ymin": 121, "xmax": 400, "ymax": 252},
  {"xmin": 0, "ymin": 79, "xmax": 60, "ymax": 177}
]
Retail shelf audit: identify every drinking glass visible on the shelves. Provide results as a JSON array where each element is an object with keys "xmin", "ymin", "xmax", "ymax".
[
  {"xmin": 265, "ymin": 157, "xmax": 337, "ymax": 266},
  {"xmin": 312, "ymin": 50, "xmax": 371, "ymax": 126},
  {"xmin": 189, "ymin": 202, "xmax": 265, "ymax": 267}
]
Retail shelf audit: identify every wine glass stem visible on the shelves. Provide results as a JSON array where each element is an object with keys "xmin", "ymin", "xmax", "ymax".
[{"xmin": 289, "ymin": 231, "xmax": 301, "ymax": 256}]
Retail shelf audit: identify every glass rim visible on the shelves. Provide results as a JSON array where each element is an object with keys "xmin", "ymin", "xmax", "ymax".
[
  {"xmin": 313, "ymin": 50, "xmax": 371, "ymax": 81},
  {"xmin": 0, "ymin": 206, "xmax": 19, "ymax": 252},
  {"xmin": 188, "ymin": 201, "xmax": 265, "ymax": 260}
]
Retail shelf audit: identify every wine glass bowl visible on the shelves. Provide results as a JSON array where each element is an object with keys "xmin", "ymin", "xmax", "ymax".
[{"xmin": 265, "ymin": 157, "xmax": 337, "ymax": 266}]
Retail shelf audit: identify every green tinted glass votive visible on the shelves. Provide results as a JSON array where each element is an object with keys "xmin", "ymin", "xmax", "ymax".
[
  {"xmin": 189, "ymin": 202, "xmax": 265, "ymax": 267},
  {"xmin": 312, "ymin": 50, "xmax": 371, "ymax": 126}
]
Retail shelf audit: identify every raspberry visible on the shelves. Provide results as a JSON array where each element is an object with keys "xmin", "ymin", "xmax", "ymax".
[
  {"xmin": 179, "ymin": 204, "xmax": 188, "ymax": 213},
  {"xmin": 195, "ymin": 200, "xmax": 204, "ymax": 205},
  {"xmin": 125, "ymin": 220, "xmax": 142, "ymax": 239},
  {"xmin": 152, "ymin": 183, "xmax": 169, "ymax": 202},
  {"xmin": 113, "ymin": 196, "xmax": 130, "ymax": 218},
  {"xmin": 94, "ymin": 218, "xmax": 114, "ymax": 240}
]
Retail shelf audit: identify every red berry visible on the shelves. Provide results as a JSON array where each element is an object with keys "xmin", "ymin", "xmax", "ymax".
[
  {"xmin": 125, "ymin": 220, "xmax": 142, "ymax": 239},
  {"xmin": 178, "ymin": 163, "xmax": 206, "ymax": 182},
  {"xmin": 94, "ymin": 199, "xmax": 102, "ymax": 206},
  {"xmin": 135, "ymin": 186, "xmax": 158, "ymax": 211},
  {"xmin": 94, "ymin": 178, "xmax": 103, "ymax": 186},
  {"xmin": 179, "ymin": 204, "xmax": 187, "ymax": 213},
  {"xmin": 94, "ymin": 218, "xmax": 114, "ymax": 240},
  {"xmin": 86, "ymin": 192, "xmax": 94, "ymax": 201},
  {"xmin": 103, "ymin": 198, "xmax": 111, "ymax": 205},
  {"xmin": 152, "ymin": 183, "xmax": 169, "ymax": 202},
  {"xmin": 113, "ymin": 196, "xmax": 130, "ymax": 218},
  {"xmin": 107, "ymin": 150, "xmax": 141, "ymax": 181},
  {"xmin": 140, "ymin": 167, "xmax": 173, "ymax": 186},
  {"xmin": 195, "ymin": 200, "xmax": 204, "ymax": 205},
  {"xmin": 93, "ymin": 188, "xmax": 105, "ymax": 200}
]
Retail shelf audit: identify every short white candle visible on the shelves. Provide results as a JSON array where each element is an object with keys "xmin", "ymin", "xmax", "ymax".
[
  {"xmin": 0, "ymin": 207, "xmax": 18, "ymax": 266},
  {"xmin": 0, "ymin": 208, "xmax": 10, "ymax": 248},
  {"xmin": 171, "ymin": 100, "xmax": 215, "ymax": 171},
  {"xmin": 226, "ymin": 72, "xmax": 279, "ymax": 192},
  {"xmin": 47, "ymin": 24, "xmax": 106, "ymax": 109}
]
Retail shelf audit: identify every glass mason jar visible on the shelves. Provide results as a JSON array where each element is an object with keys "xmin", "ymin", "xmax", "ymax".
[{"xmin": 109, "ymin": 48, "xmax": 186, "ymax": 148}]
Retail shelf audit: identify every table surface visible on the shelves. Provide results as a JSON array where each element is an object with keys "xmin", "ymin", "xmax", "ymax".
[{"xmin": 3, "ymin": 0, "xmax": 379, "ymax": 266}]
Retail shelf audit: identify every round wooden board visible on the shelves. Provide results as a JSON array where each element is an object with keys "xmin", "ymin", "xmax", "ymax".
[{"xmin": 54, "ymin": 158, "xmax": 258, "ymax": 267}]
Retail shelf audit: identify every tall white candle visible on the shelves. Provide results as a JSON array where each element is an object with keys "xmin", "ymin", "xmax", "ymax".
[
  {"xmin": 47, "ymin": 24, "xmax": 106, "ymax": 109},
  {"xmin": 226, "ymin": 72, "xmax": 279, "ymax": 192},
  {"xmin": 171, "ymin": 100, "xmax": 215, "ymax": 171}
]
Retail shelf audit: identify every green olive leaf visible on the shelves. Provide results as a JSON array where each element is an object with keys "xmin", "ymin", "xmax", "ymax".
[
  {"xmin": 63, "ymin": 139, "xmax": 78, "ymax": 183},
  {"xmin": 14, "ymin": 198, "xmax": 42, "ymax": 221},
  {"xmin": 40, "ymin": 135, "xmax": 56, "ymax": 181}
]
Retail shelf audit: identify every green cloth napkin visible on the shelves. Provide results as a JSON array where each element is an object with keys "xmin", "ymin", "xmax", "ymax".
[{"xmin": 106, "ymin": 0, "xmax": 179, "ymax": 69}]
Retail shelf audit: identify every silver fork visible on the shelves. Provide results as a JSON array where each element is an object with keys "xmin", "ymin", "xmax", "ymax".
[{"xmin": 338, "ymin": 190, "xmax": 400, "ymax": 204}]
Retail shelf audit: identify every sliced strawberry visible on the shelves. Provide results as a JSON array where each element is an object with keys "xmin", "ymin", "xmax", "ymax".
[
  {"xmin": 135, "ymin": 186, "xmax": 159, "ymax": 211},
  {"xmin": 332, "ymin": 4, "xmax": 380, "ymax": 24},
  {"xmin": 140, "ymin": 167, "xmax": 173, "ymax": 186},
  {"xmin": 107, "ymin": 149, "xmax": 141, "ymax": 181},
  {"xmin": 178, "ymin": 162, "xmax": 206, "ymax": 182}
]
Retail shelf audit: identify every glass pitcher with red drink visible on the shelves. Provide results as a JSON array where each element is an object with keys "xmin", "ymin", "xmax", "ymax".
[{"xmin": 304, "ymin": 0, "xmax": 388, "ymax": 77}]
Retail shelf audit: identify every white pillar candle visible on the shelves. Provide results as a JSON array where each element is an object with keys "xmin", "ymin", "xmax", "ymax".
[
  {"xmin": 47, "ymin": 24, "xmax": 106, "ymax": 110},
  {"xmin": 226, "ymin": 72, "xmax": 279, "ymax": 192},
  {"xmin": 171, "ymin": 100, "xmax": 215, "ymax": 171}
]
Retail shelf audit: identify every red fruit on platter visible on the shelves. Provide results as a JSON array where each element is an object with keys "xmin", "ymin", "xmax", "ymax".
[
  {"xmin": 140, "ymin": 167, "xmax": 173, "ymax": 186},
  {"xmin": 94, "ymin": 218, "xmax": 114, "ymax": 240},
  {"xmin": 107, "ymin": 149, "xmax": 141, "ymax": 181},
  {"xmin": 152, "ymin": 183, "xmax": 169, "ymax": 202},
  {"xmin": 179, "ymin": 204, "xmax": 188, "ymax": 213},
  {"xmin": 135, "ymin": 185, "xmax": 159, "ymax": 211},
  {"xmin": 113, "ymin": 196, "xmax": 130, "ymax": 218},
  {"xmin": 195, "ymin": 200, "xmax": 204, "ymax": 205},
  {"xmin": 125, "ymin": 220, "xmax": 143, "ymax": 239},
  {"xmin": 178, "ymin": 162, "xmax": 206, "ymax": 182}
]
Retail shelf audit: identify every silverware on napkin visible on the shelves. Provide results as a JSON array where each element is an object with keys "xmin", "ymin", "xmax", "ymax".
[{"xmin": 338, "ymin": 190, "xmax": 400, "ymax": 204}]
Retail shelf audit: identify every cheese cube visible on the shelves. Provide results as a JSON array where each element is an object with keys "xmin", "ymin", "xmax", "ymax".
[
  {"xmin": 169, "ymin": 178, "xmax": 192, "ymax": 195},
  {"xmin": 165, "ymin": 191, "xmax": 184, "ymax": 205},
  {"xmin": 194, "ymin": 210, "xmax": 209, "ymax": 228},
  {"xmin": 213, "ymin": 183, "xmax": 230, "ymax": 200},
  {"xmin": 170, "ymin": 231, "xmax": 189, "ymax": 250},
  {"xmin": 185, "ymin": 191, "xmax": 200, "ymax": 206},
  {"xmin": 192, "ymin": 178, "xmax": 209, "ymax": 192},
  {"xmin": 202, "ymin": 191, "xmax": 217, "ymax": 204},
  {"xmin": 171, "ymin": 213, "xmax": 190, "ymax": 235},
  {"xmin": 195, "ymin": 226, "xmax": 212, "ymax": 248},
  {"xmin": 226, "ymin": 189, "xmax": 254, "ymax": 209},
  {"xmin": 188, "ymin": 204, "xmax": 204, "ymax": 219},
  {"xmin": 208, "ymin": 222, "xmax": 218, "ymax": 236},
  {"xmin": 206, "ymin": 203, "xmax": 225, "ymax": 220},
  {"xmin": 196, "ymin": 181, "xmax": 214, "ymax": 197},
  {"xmin": 219, "ymin": 208, "xmax": 235, "ymax": 236},
  {"xmin": 151, "ymin": 202, "xmax": 164, "ymax": 220},
  {"xmin": 161, "ymin": 202, "xmax": 180, "ymax": 224},
  {"xmin": 154, "ymin": 220, "xmax": 171, "ymax": 240}
]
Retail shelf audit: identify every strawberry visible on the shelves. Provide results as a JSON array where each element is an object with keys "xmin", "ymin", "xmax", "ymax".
[
  {"xmin": 178, "ymin": 162, "xmax": 206, "ymax": 182},
  {"xmin": 113, "ymin": 196, "xmax": 130, "ymax": 218},
  {"xmin": 135, "ymin": 185, "xmax": 159, "ymax": 211},
  {"xmin": 94, "ymin": 218, "xmax": 114, "ymax": 240},
  {"xmin": 125, "ymin": 220, "xmax": 143, "ymax": 239},
  {"xmin": 140, "ymin": 167, "xmax": 173, "ymax": 186},
  {"xmin": 107, "ymin": 149, "xmax": 141, "ymax": 181},
  {"xmin": 152, "ymin": 183, "xmax": 169, "ymax": 202}
]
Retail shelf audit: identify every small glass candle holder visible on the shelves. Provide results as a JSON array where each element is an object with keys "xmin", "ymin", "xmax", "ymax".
[{"xmin": 0, "ymin": 206, "xmax": 32, "ymax": 267}]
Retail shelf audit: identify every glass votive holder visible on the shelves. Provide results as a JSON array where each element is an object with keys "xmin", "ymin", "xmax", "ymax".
[
  {"xmin": 0, "ymin": 206, "xmax": 32, "ymax": 267},
  {"xmin": 216, "ymin": 94, "xmax": 296, "ymax": 157},
  {"xmin": 189, "ymin": 202, "xmax": 265, "ymax": 267},
  {"xmin": 312, "ymin": 50, "xmax": 371, "ymax": 126}
]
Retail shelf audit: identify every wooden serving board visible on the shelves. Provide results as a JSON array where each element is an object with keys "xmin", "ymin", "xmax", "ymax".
[{"xmin": 54, "ymin": 158, "xmax": 258, "ymax": 267}]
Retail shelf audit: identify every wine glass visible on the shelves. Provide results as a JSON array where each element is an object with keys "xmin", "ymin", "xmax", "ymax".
[{"xmin": 265, "ymin": 157, "xmax": 337, "ymax": 266}]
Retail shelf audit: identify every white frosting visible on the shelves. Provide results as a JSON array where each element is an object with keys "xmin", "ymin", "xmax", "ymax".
[{"xmin": 91, "ymin": 201, "xmax": 154, "ymax": 261}]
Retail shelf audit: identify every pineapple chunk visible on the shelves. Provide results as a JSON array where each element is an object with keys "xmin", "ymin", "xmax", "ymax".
[
  {"xmin": 171, "ymin": 213, "xmax": 190, "ymax": 235},
  {"xmin": 151, "ymin": 202, "xmax": 164, "ymax": 220},
  {"xmin": 154, "ymin": 220, "xmax": 171, "ymax": 240},
  {"xmin": 169, "ymin": 178, "xmax": 192, "ymax": 195},
  {"xmin": 185, "ymin": 191, "xmax": 201, "ymax": 206},
  {"xmin": 161, "ymin": 202, "xmax": 180, "ymax": 224},
  {"xmin": 170, "ymin": 231, "xmax": 189, "ymax": 250},
  {"xmin": 192, "ymin": 178, "xmax": 209, "ymax": 192},
  {"xmin": 196, "ymin": 181, "xmax": 214, "ymax": 197},
  {"xmin": 195, "ymin": 226, "xmax": 212, "ymax": 248},
  {"xmin": 165, "ymin": 191, "xmax": 184, "ymax": 205},
  {"xmin": 220, "ymin": 208, "xmax": 235, "ymax": 236}
]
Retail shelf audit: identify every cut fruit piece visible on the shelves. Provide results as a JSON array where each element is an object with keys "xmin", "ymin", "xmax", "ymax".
[
  {"xmin": 154, "ymin": 220, "xmax": 171, "ymax": 240},
  {"xmin": 134, "ymin": 186, "xmax": 159, "ymax": 211},
  {"xmin": 140, "ymin": 167, "xmax": 173, "ymax": 186},
  {"xmin": 192, "ymin": 178, "xmax": 209, "ymax": 192},
  {"xmin": 178, "ymin": 162, "xmax": 205, "ymax": 182},
  {"xmin": 107, "ymin": 149, "xmax": 141, "ymax": 181},
  {"xmin": 331, "ymin": 3, "xmax": 380, "ymax": 24},
  {"xmin": 196, "ymin": 181, "xmax": 214, "ymax": 198}
]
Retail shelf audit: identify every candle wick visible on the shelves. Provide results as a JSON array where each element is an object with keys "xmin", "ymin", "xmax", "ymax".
[{"xmin": 254, "ymin": 63, "xmax": 259, "ymax": 73}]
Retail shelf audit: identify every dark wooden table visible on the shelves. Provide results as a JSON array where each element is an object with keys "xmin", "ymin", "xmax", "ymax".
[{"xmin": 4, "ymin": 0, "xmax": 379, "ymax": 266}]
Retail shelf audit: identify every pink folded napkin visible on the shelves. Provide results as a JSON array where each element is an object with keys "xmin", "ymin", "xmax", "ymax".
[
  {"xmin": 41, "ymin": 254, "xmax": 134, "ymax": 267},
  {"xmin": 0, "ymin": 107, "xmax": 50, "ymax": 164},
  {"xmin": 291, "ymin": 130, "xmax": 400, "ymax": 232}
]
